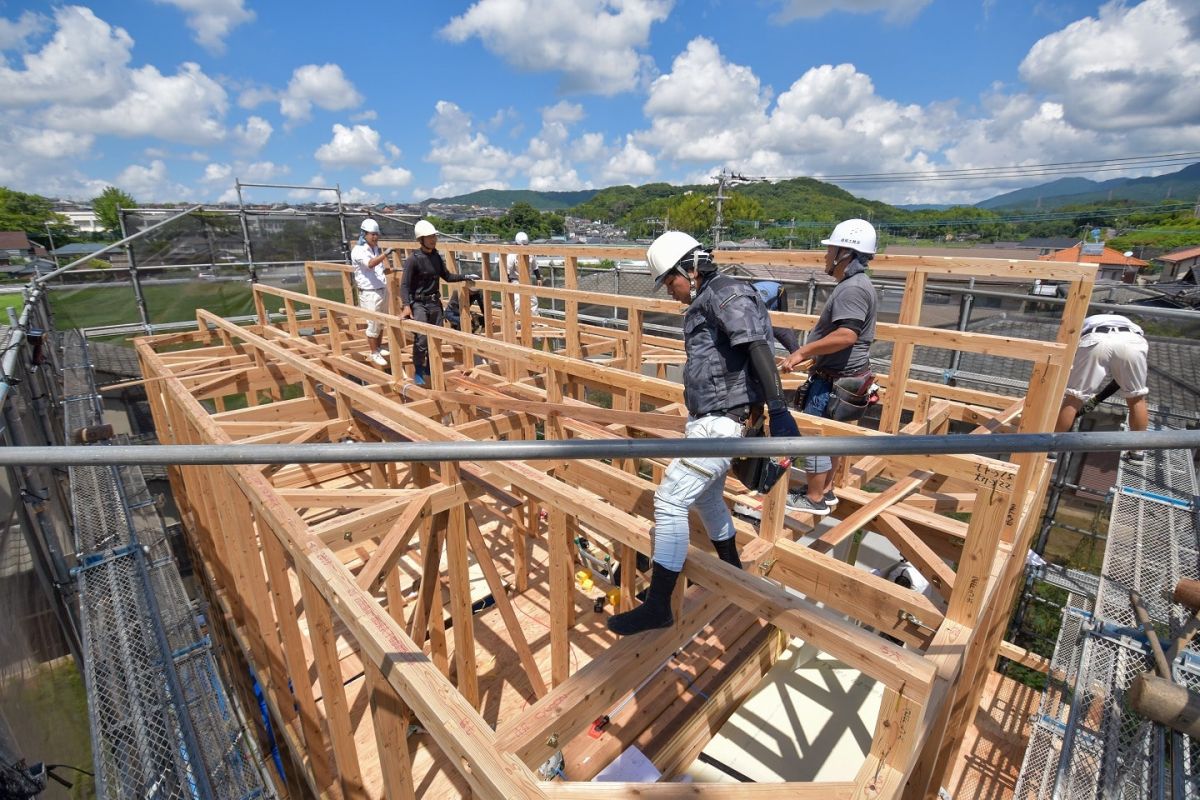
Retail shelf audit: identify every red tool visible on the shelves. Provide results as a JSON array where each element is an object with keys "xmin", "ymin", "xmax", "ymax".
[{"xmin": 587, "ymin": 715, "xmax": 610, "ymax": 738}]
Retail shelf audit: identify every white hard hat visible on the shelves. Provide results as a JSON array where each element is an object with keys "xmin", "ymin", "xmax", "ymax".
[
  {"xmin": 360, "ymin": 218, "xmax": 380, "ymax": 234},
  {"xmin": 821, "ymin": 218, "xmax": 876, "ymax": 254},
  {"xmin": 414, "ymin": 219, "xmax": 438, "ymax": 239},
  {"xmin": 515, "ymin": 231, "xmax": 529, "ymax": 245},
  {"xmin": 647, "ymin": 231, "xmax": 702, "ymax": 288}
]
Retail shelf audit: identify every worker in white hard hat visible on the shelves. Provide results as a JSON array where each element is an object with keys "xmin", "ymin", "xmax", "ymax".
[
  {"xmin": 780, "ymin": 218, "xmax": 880, "ymax": 517},
  {"xmin": 505, "ymin": 231, "xmax": 541, "ymax": 316},
  {"xmin": 606, "ymin": 231, "xmax": 802, "ymax": 636},
  {"xmin": 399, "ymin": 219, "xmax": 478, "ymax": 386},
  {"xmin": 350, "ymin": 218, "xmax": 395, "ymax": 367}
]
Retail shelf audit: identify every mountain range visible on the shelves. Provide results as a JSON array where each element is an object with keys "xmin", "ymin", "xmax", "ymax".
[
  {"xmin": 975, "ymin": 162, "xmax": 1200, "ymax": 210},
  {"xmin": 424, "ymin": 162, "xmax": 1200, "ymax": 218}
]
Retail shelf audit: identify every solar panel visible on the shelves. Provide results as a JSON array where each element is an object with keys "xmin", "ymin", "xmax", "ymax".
[{"xmin": 1081, "ymin": 243, "xmax": 1105, "ymax": 256}]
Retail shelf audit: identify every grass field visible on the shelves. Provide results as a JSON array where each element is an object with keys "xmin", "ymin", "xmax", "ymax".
[{"xmin": 41, "ymin": 280, "xmax": 350, "ymax": 330}]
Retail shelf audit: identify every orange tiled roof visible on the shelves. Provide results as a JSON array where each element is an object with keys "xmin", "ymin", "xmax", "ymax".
[
  {"xmin": 1159, "ymin": 245, "xmax": 1200, "ymax": 262},
  {"xmin": 1039, "ymin": 242, "xmax": 1150, "ymax": 268}
]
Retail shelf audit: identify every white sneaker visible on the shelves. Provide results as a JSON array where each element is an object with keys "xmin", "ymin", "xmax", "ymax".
[
  {"xmin": 369, "ymin": 351, "xmax": 388, "ymax": 367},
  {"xmin": 378, "ymin": 347, "xmax": 390, "ymax": 357}
]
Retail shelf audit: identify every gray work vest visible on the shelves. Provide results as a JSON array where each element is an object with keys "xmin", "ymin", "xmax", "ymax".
[{"xmin": 681, "ymin": 273, "xmax": 772, "ymax": 417}]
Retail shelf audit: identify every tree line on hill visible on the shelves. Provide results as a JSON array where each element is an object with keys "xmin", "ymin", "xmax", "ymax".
[{"xmin": 3, "ymin": 176, "xmax": 1196, "ymax": 258}]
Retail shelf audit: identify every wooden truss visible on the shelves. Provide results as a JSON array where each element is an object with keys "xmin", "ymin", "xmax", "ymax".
[{"xmin": 134, "ymin": 243, "xmax": 1094, "ymax": 799}]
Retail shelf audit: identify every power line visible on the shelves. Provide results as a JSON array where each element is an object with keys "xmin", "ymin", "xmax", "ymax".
[{"xmin": 760, "ymin": 151, "xmax": 1200, "ymax": 185}]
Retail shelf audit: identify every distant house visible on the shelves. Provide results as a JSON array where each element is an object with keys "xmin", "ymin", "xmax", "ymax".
[
  {"xmin": 51, "ymin": 242, "xmax": 109, "ymax": 261},
  {"xmin": 0, "ymin": 231, "xmax": 48, "ymax": 265},
  {"xmin": 59, "ymin": 209, "xmax": 105, "ymax": 234},
  {"xmin": 1039, "ymin": 242, "xmax": 1150, "ymax": 283},
  {"xmin": 1155, "ymin": 245, "xmax": 1200, "ymax": 283}
]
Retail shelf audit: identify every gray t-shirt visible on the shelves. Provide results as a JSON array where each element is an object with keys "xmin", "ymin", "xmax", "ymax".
[{"xmin": 808, "ymin": 259, "xmax": 877, "ymax": 374}]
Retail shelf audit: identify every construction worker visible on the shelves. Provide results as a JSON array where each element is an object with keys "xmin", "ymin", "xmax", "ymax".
[
  {"xmin": 351, "ymin": 218, "xmax": 395, "ymax": 367},
  {"xmin": 752, "ymin": 280, "xmax": 800, "ymax": 353},
  {"xmin": 506, "ymin": 231, "xmax": 541, "ymax": 315},
  {"xmin": 607, "ymin": 231, "xmax": 801, "ymax": 636},
  {"xmin": 1055, "ymin": 313, "xmax": 1149, "ymax": 463},
  {"xmin": 781, "ymin": 218, "xmax": 879, "ymax": 516},
  {"xmin": 399, "ymin": 220, "xmax": 477, "ymax": 385},
  {"xmin": 446, "ymin": 287, "xmax": 486, "ymax": 334}
]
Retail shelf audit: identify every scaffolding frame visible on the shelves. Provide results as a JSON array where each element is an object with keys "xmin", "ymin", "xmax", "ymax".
[
  {"xmin": 1015, "ymin": 445, "xmax": 1200, "ymax": 799},
  {"xmin": 63, "ymin": 330, "xmax": 276, "ymax": 800}
]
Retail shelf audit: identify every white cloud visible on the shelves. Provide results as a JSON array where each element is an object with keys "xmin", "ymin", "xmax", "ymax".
[
  {"xmin": 0, "ymin": 7, "xmax": 229, "ymax": 146},
  {"xmin": 237, "ymin": 84, "xmax": 276, "ymax": 109},
  {"xmin": 314, "ymin": 123, "xmax": 384, "ymax": 167},
  {"xmin": 1020, "ymin": 0, "xmax": 1200, "ymax": 131},
  {"xmin": 153, "ymin": 0, "xmax": 254, "ymax": 54},
  {"xmin": 600, "ymin": 137, "xmax": 656, "ymax": 184},
  {"xmin": 234, "ymin": 115, "xmax": 272, "ymax": 153},
  {"xmin": 115, "ymin": 160, "xmax": 189, "ymax": 200},
  {"xmin": 8, "ymin": 126, "xmax": 95, "ymax": 160},
  {"xmin": 772, "ymin": 0, "xmax": 932, "ymax": 24},
  {"xmin": 350, "ymin": 109, "xmax": 378, "ymax": 122},
  {"xmin": 0, "ymin": 6, "xmax": 133, "ymax": 107},
  {"xmin": 639, "ymin": 37, "xmax": 770, "ymax": 162},
  {"xmin": 342, "ymin": 187, "xmax": 381, "ymax": 204},
  {"xmin": 287, "ymin": 175, "xmax": 340, "ymax": 203},
  {"xmin": 0, "ymin": 10, "xmax": 50, "ymax": 50},
  {"xmin": 441, "ymin": 0, "xmax": 672, "ymax": 95},
  {"xmin": 280, "ymin": 63, "xmax": 363, "ymax": 124},
  {"xmin": 572, "ymin": 132, "xmax": 607, "ymax": 162},
  {"xmin": 425, "ymin": 101, "xmax": 515, "ymax": 196},
  {"xmin": 202, "ymin": 162, "xmax": 233, "ymax": 183},
  {"xmin": 543, "ymin": 100, "xmax": 585, "ymax": 125},
  {"xmin": 362, "ymin": 166, "xmax": 414, "ymax": 187},
  {"xmin": 50, "ymin": 61, "xmax": 228, "ymax": 145}
]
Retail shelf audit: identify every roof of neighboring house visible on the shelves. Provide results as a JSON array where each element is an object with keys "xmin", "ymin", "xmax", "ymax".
[
  {"xmin": 1040, "ymin": 242, "xmax": 1150, "ymax": 268},
  {"xmin": 0, "ymin": 231, "xmax": 47, "ymax": 255},
  {"xmin": 0, "ymin": 231, "xmax": 31, "ymax": 249},
  {"xmin": 51, "ymin": 242, "xmax": 108, "ymax": 256},
  {"xmin": 1158, "ymin": 245, "xmax": 1200, "ymax": 263}
]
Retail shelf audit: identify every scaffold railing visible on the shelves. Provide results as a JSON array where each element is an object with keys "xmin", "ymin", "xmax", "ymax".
[
  {"xmin": 1015, "ymin": 438, "xmax": 1200, "ymax": 800},
  {"xmin": 63, "ymin": 330, "xmax": 275, "ymax": 800}
]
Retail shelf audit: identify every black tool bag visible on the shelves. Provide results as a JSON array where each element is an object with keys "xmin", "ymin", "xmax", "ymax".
[
  {"xmin": 730, "ymin": 413, "xmax": 791, "ymax": 494},
  {"xmin": 826, "ymin": 372, "xmax": 876, "ymax": 423}
]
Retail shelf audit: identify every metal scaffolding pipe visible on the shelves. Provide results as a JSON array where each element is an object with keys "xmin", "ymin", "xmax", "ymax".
[{"xmin": 0, "ymin": 429, "xmax": 1194, "ymax": 467}]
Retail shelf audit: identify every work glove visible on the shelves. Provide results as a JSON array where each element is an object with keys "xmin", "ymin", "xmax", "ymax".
[
  {"xmin": 462, "ymin": 273, "xmax": 480, "ymax": 282},
  {"xmin": 767, "ymin": 400, "xmax": 800, "ymax": 440},
  {"xmin": 1080, "ymin": 395, "xmax": 1100, "ymax": 415}
]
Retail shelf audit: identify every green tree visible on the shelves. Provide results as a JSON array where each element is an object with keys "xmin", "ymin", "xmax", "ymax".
[
  {"xmin": 0, "ymin": 187, "xmax": 67, "ymax": 238},
  {"xmin": 91, "ymin": 186, "xmax": 136, "ymax": 233}
]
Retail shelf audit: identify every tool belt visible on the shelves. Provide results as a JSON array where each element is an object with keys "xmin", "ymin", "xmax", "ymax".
[
  {"xmin": 795, "ymin": 366, "xmax": 877, "ymax": 423},
  {"xmin": 730, "ymin": 406, "xmax": 791, "ymax": 494},
  {"xmin": 702, "ymin": 403, "xmax": 754, "ymax": 424}
]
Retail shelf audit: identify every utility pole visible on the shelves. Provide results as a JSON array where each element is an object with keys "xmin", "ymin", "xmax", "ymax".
[
  {"xmin": 712, "ymin": 169, "xmax": 730, "ymax": 249},
  {"xmin": 1194, "ymin": 194, "xmax": 1199, "ymax": 219},
  {"xmin": 711, "ymin": 168, "xmax": 766, "ymax": 250},
  {"xmin": 43, "ymin": 221, "xmax": 59, "ymax": 269}
]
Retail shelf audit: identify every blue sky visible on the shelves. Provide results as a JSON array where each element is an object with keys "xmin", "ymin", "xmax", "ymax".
[{"xmin": 1, "ymin": 0, "xmax": 1197, "ymax": 207}]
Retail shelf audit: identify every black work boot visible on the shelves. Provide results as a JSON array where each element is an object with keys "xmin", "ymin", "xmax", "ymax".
[
  {"xmin": 606, "ymin": 562, "xmax": 680, "ymax": 636},
  {"xmin": 712, "ymin": 537, "xmax": 742, "ymax": 569}
]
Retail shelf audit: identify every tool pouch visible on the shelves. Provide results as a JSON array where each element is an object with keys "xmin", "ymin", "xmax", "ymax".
[
  {"xmin": 826, "ymin": 372, "xmax": 875, "ymax": 423},
  {"xmin": 730, "ymin": 414, "xmax": 791, "ymax": 494}
]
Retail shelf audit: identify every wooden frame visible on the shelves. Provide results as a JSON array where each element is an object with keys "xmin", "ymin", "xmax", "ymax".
[{"xmin": 135, "ymin": 243, "xmax": 1093, "ymax": 799}]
